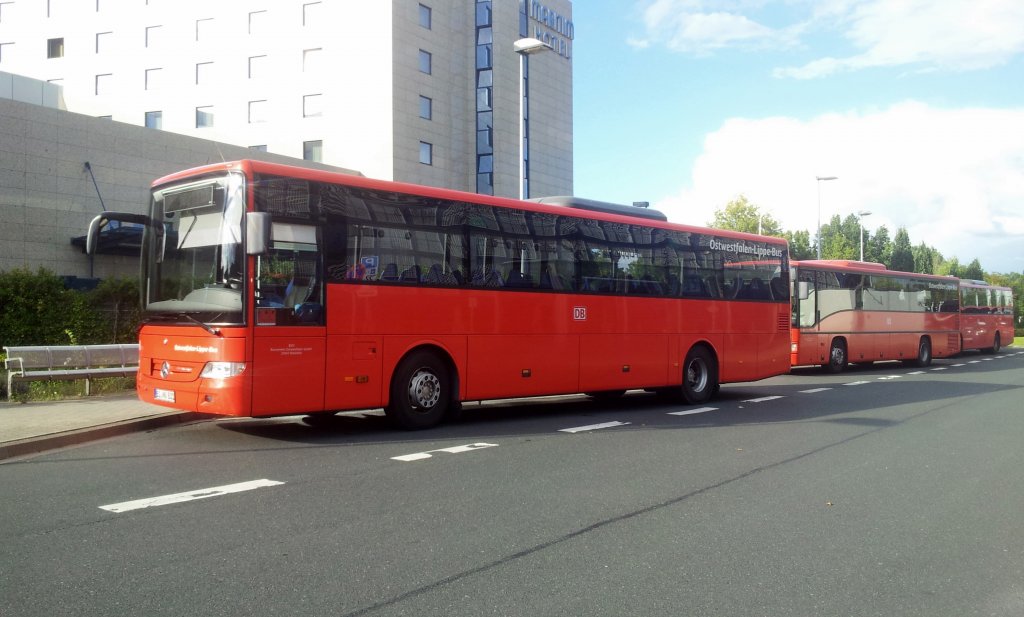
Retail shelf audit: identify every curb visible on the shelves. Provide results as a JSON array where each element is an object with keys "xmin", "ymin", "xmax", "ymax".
[{"xmin": 0, "ymin": 412, "xmax": 205, "ymax": 461}]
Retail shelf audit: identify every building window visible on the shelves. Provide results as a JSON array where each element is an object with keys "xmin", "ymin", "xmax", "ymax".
[
  {"xmin": 248, "ymin": 10, "xmax": 267, "ymax": 35},
  {"xmin": 475, "ymin": 0, "xmax": 494, "ymax": 195},
  {"xmin": 195, "ymin": 61, "xmax": 213, "ymax": 85},
  {"xmin": 303, "ymin": 140, "xmax": 322, "ymax": 162},
  {"xmin": 303, "ymin": 94, "xmax": 322, "ymax": 118},
  {"xmin": 302, "ymin": 48, "xmax": 321, "ymax": 73},
  {"xmin": 196, "ymin": 18, "xmax": 213, "ymax": 41},
  {"xmin": 145, "ymin": 25, "xmax": 161, "ymax": 48},
  {"xmin": 248, "ymin": 100, "xmax": 267, "ymax": 124},
  {"xmin": 195, "ymin": 106, "xmax": 214, "ymax": 128},
  {"xmin": 418, "ymin": 49, "xmax": 431, "ymax": 74},
  {"xmin": 95, "ymin": 31, "xmax": 112, "ymax": 54},
  {"xmin": 0, "ymin": 42, "xmax": 14, "ymax": 64},
  {"xmin": 419, "ymin": 4, "xmax": 431, "ymax": 29},
  {"xmin": 248, "ymin": 55, "xmax": 267, "ymax": 79},
  {"xmin": 94, "ymin": 73, "xmax": 112, "ymax": 95},
  {"xmin": 145, "ymin": 111, "xmax": 162, "ymax": 129},
  {"xmin": 302, "ymin": 2, "xmax": 321, "ymax": 26},
  {"xmin": 145, "ymin": 67, "xmax": 161, "ymax": 90},
  {"xmin": 47, "ymin": 37, "xmax": 64, "ymax": 58},
  {"xmin": 419, "ymin": 95, "xmax": 432, "ymax": 120},
  {"xmin": 0, "ymin": 2, "xmax": 13, "ymax": 24},
  {"xmin": 250, "ymin": 145, "xmax": 268, "ymax": 152},
  {"xmin": 419, "ymin": 141, "xmax": 433, "ymax": 165}
]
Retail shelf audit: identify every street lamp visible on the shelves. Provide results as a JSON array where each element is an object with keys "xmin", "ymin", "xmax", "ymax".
[
  {"xmin": 857, "ymin": 209, "xmax": 872, "ymax": 261},
  {"xmin": 514, "ymin": 38, "xmax": 553, "ymax": 200},
  {"xmin": 816, "ymin": 176, "xmax": 838, "ymax": 259}
]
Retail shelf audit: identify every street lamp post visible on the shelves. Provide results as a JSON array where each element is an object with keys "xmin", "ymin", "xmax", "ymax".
[
  {"xmin": 816, "ymin": 176, "xmax": 838, "ymax": 259},
  {"xmin": 514, "ymin": 38, "xmax": 552, "ymax": 200},
  {"xmin": 857, "ymin": 210, "xmax": 872, "ymax": 261}
]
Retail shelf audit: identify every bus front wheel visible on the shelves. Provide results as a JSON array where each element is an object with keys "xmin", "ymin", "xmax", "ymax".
[
  {"xmin": 386, "ymin": 350, "xmax": 451, "ymax": 430},
  {"xmin": 682, "ymin": 346, "xmax": 718, "ymax": 404}
]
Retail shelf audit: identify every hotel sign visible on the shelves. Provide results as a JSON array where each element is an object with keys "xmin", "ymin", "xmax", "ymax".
[{"xmin": 529, "ymin": 1, "xmax": 573, "ymax": 59}]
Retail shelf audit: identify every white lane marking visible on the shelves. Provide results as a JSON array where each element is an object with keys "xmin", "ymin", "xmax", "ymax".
[
  {"xmin": 392, "ymin": 442, "xmax": 498, "ymax": 462},
  {"xmin": 907, "ymin": 371, "xmax": 926, "ymax": 375},
  {"xmin": 843, "ymin": 381, "xmax": 871, "ymax": 386},
  {"xmin": 931, "ymin": 367, "xmax": 948, "ymax": 371},
  {"xmin": 952, "ymin": 363, "xmax": 966, "ymax": 367},
  {"xmin": 668, "ymin": 407, "xmax": 718, "ymax": 416},
  {"xmin": 100, "ymin": 479, "xmax": 284, "ymax": 514},
  {"xmin": 799, "ymin": 388, "xmax": 832, "ymax": 394},
  {"xmin": 559, "ymin": 421, "xmax": 630, "ymax": 433},
  {"xmin": 877, "ymin": 375, "xmax": 902, "ymax": 380},
  {"xmin": 968, "ymin": 360, "xmax": 981, "ymax": 364},
  {"xmin": 982, "ymin": 358, "xmax": 994, "ymax": 361},
  {"xmin": 741, "ymin": 395, "xmax": 785, "ymax": 403}
]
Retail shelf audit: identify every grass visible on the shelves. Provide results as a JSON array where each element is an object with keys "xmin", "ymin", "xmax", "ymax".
[{"xmin": 3, "ymin": 376, "xmax": 135, "ymax": 403}]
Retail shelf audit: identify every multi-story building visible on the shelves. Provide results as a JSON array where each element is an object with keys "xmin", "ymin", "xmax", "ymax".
[{"xmin": 0, "ymin": 0, "xmax": 573, "ymax": 199}]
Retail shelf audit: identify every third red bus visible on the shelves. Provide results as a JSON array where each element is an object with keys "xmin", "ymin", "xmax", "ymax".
[{"xmin": 958, "ymin": 279, "xmax": 1014, "ymax": 353}]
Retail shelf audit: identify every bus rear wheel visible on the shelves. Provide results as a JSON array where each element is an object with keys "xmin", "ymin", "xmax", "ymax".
[
  {"xmin": 914, "ymin": 337, "xmax": 932, "ymax": 367},
  {"xmin": 987, "ymin": 332, "xmax": 1001, "ymax": 354},
  {"xmin": 386, "ymin": 350, "xmax": 451, "ymax": 430},
  {"xmin": 682, "ymin": 346, "xmax": 718, "ymax": 404},
  {"xmin": 826, "ymin": 339, "xmax": 847, "ymax": 373}
]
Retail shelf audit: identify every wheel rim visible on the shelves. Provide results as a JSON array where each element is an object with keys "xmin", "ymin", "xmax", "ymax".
[
  {"xmin": 831, "ymin": 344, "xmax": 845, "ymax": 367},
  {"xmin": 407, "ymin": 368, "xmax": 441, "ymax": 411},
  {"xmin": 686, "ymin": 358, "xmax": 708, "ymax": 393}
]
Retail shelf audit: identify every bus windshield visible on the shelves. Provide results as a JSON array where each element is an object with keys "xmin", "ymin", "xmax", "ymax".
[{"xmin": 142, "ymin": 172, "xmax": 245, "ymax": 324}]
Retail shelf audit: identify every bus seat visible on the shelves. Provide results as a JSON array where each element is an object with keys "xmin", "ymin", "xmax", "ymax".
[
  {"xmin": 399, "ymin": 265, "xmax": 421, "ymax": 283},
  {"xmin": 379, "ymin": 263, "xmax": 399, "ymax": 282}
]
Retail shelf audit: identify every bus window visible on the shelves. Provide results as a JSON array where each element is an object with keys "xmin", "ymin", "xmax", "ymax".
[{"xmin": 256, "ymin": 223, "xmax": 322, "ymax": 325}]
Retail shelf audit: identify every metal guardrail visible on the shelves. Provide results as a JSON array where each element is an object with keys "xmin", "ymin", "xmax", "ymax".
[{"xmin": 3, "ymin": 344, "xmax": 139, "ymax": 400}]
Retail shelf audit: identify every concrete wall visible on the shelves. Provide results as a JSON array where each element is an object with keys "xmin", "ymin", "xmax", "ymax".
[{"xmin": 0, "ymin": 97, "xmax": 354, "ymax": 280}]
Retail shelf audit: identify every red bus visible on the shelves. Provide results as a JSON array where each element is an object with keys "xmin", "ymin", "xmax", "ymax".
[
  {"xmin": 87, "ymin": 160, "xmax": 791, "ymax": 429},
  {"xmin": 790, "ymin": 260, "xmax": 960, "ymax": 372},
  {"xmin": 958, "ymin": 279, "xmax": 1014, "ymax": 353}
]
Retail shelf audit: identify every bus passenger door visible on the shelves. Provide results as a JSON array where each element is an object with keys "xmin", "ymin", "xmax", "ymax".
[{"xmin": 251, "ymin": 223, "xmax": 326, "ymax": 416}]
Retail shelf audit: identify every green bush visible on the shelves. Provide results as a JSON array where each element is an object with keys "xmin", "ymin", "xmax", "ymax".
[{"xmin": 0, "ymin": 268, "xmax": 141, "ymax": 401}]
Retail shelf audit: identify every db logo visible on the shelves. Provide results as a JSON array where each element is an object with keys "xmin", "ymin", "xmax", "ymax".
[{"xmin": 573, "ymin": 306, "xmax": 587, "ymax": 321}]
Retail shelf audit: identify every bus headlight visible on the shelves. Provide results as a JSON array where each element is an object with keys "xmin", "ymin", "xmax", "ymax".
[
  {"xmin": 791, "ymin": 343, "xmax": 799, "ymax": 354},
  {"xmin": 200, "ymin": 362, "xmax": 247, "ymax": 379}
]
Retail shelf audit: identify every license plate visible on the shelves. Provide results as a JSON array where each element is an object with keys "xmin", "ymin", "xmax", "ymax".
[{"xmin": 154, "ymin": 388, "xmax": 175, "ymax": 403}]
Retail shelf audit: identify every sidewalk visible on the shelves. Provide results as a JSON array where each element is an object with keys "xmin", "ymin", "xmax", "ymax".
[{"xmin": 0, "ymin": 393, "xmax": 201, "ymax": 461}]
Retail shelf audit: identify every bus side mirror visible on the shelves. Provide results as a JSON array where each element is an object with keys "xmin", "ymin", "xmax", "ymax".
[
  {"xmin": 797, "ymin": 281, "xmax": 810, "ymax": 300},
  {"xmin": 247, "ymin": 212, "xmax": 271, "ymax": 255},
  {"xmin": 86, "ymin": 212, "xmax": 150, "ymax": 255}
]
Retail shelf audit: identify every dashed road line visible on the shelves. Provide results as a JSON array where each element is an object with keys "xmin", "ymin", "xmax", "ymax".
[
  {"xmin": 799, "ymin": 388, "xmax": 832, "ymax": 394},
  {"xmin": 392, "ymin": 443, "xmax": 499, "ymax": 462},
  {"xmin": 559, "ymin": 421, "xmax": 630, "ymax": 433},
  {"xmin": 843, "ymin": 381, "xmax": 871, "ymax": 386},
  {"xmin": 931, "ymin": 367, "xmax": 948, "ymax": 371},
  {"xmin": 100, "ymin": 479, "xmax": 284, "ymax": 514},
  {"xmin": 741, "ymin": 395, "xmax": 785, "ymax": 403},
  {"xmin": 667, "ymin": 407, "xmax": 718, "ymax": 416}
]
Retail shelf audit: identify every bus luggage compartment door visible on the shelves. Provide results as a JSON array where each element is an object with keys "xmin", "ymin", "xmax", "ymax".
[{"xmin": 252, "ymin": 327, "xmax": 326, "ymax": 416}]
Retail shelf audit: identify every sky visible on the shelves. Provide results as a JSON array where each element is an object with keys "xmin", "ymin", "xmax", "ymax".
[{"xmin": 570, "ymin": 0, "xmax": 1024, "ymax": 273}]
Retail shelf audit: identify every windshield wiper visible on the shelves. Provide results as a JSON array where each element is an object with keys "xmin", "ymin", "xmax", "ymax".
[{"xmin": 147, "ymin": 312, "xmax": 221, "ymax": 336}]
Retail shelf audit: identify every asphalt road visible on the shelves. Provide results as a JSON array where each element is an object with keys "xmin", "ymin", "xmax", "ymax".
[{"xmin": 3, "ymin": 350, "xmax": 1024, "ymax": 617}]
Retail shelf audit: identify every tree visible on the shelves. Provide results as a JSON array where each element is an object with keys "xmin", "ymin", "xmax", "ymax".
[
  {"xmin": 937, "ymin": 257, "xmax": 961, "ymax": 278},
  {"xmin": 784, "ymin": 230, "xmax": 814, "ymax": 260},
  {"xmin": 865, "ymin": 225, "xmax": 892, "ymax": 265},
  {"xmin": 961, "ymin": 258, "xmax": 985, "ymax": 281},
  {"xmin": 911, "ymin": 242, "xmax": 935, "ymax": 274},
  {"xmin": 819, "ymin": 214, "xmax": 858, "ymax": 260},
  {"xmin": 890, "ymin": 227, "xmax": 914, "ymax": 272},
  {"xmin": 709, "ymin": 195, "xmax": 783, "ymax": 236}
]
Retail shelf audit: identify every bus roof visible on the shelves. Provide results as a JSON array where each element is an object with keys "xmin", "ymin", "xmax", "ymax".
[
  {"xmin": 793, "ymin": 259, "xmax": 959, "ymax": 283},
  {"xmin": 152, "ymin": 160, "xmax": 787, "ymax": 247}
]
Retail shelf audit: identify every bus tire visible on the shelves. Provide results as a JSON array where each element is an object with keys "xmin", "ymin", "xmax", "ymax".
[
  {"xmin": 386, "ymin": 350, "xmax": 450, "ymax": 430},
  {"xmin": 682, "ymin": 346, "xmax": 717, "ymax": 404},
  {"xmin": 826, "ymin": 339, "xmax": 847, "ymax": 373},
  {"xmin": 914, "ymin": 337, "xmax": 932, "ymax": 367},
  {"xmin": 987, "ymin": 332, "xmax": 1001, "ymax": 354}
]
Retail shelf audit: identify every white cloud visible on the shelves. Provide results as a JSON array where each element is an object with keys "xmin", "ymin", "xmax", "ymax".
[
  {"xmin": 776, "ymin": 0, "xmax": 1024, "ymax": 78},
  {"xmin": 655, "ymin": 102, "xmax": 1024, "ymax": 272},
  {"xmin": 633, "ymin": 0, "xmax": 799, "ymax": 55}
]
